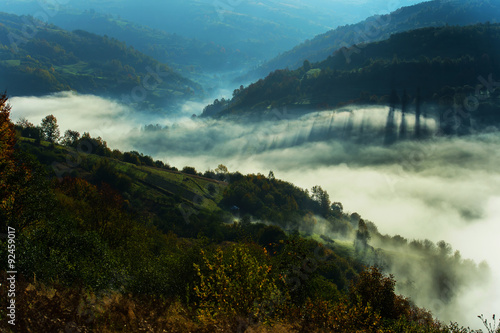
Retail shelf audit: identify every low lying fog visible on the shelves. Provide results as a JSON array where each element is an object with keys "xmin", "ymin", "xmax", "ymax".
[{"xmin": 11, "ymin": 92, "xmax": 500, "ymax": 328}]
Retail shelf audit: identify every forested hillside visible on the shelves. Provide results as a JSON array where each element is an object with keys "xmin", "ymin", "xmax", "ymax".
[
  {"xmin": 46, "ymin": 9, "xmax": 253, "ymax": 77},
  {"xmin": 206, "ymin": 24, "xmax": 500, "ymax": 133},
  {"xmin": 0, "ymin": 12, "xmax": 202, "ymax": 109},
  {"xmin": 0, "ymin": 0, "xmax": 341, "ymax": 67},
  {"xmin": 0, "ymin": 94, "xmax": 494, "ymax": 331},
  {"xmin": 248, "ymin": 0, "xmax": 500, "ymax": 80}
]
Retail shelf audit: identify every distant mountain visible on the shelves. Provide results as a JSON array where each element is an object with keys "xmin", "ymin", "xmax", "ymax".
[
  {"xmin": 0, "ymin": 0, "xmax": 424, "ymax": 71},
  {"xmin": 0, "ymin": 12, "xmax": 202, "ymax": 110},
  {"xmin": 245, "ymin": 0, "xmax": 500, "ymax": 81},
  {"xmin": 204, "ymin": 23, "xmax": 500, "ymax": 130},
  {"xmin": 58, "ymin": 0, "xmax": 361, "ymax": 62},
  {"xmin": 42, "ymin": 9, "xmax": 254, "ymax": 78}
]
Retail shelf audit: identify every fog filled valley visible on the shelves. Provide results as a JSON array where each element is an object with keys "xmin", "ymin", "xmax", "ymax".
[
  {"xmin": 10, "ymin": 91, "xmax": 500, "ymax": 329},
  {"xmin": 1, "ymin": 0, "xmax": 500, "ymax": 332}
]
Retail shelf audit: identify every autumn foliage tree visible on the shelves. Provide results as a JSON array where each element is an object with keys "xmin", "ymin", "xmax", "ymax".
[
  {"xmin": 16, "ymin": 117, "xmax": 41, "ymax": 141},
  {"xmin": 349, "ymin": 266, "xmax": 408, "ymax": 320},
  {"xmin": 0, "ymin": 93, "xmax": 15, "ymax": 164},
  {"xmin": 0, "ymin": 93, "xmax": 16, "ymax": 223},
  {"xmin": 193, "ymin": 243, "xmax": 285, "ymax": 323},
  {"xmin": 0, "ymin": 93, "xmax": 32, "ymax": 228},
  {"xmin": 0, "ymin": 94, "xmax": 58, "ymax": 233},
  {"xmin": 40, "ymin": 114, "xmax": 60, "ymax": 143}
]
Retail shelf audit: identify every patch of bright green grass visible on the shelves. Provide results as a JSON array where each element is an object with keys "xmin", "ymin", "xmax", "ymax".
[{"xmin": 0, "ymin": 60, "xmax": 20, "ymax": 67}]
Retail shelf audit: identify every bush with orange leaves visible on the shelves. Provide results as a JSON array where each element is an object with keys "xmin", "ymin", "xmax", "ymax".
[
  {"xmin": 295, "ymin": 266, "xmax": 448, "ymax": 332},
  {"xmin": 0, "ymin": 93, "xmax": 36, "ymax": 230},
  {"xmin": 346, "ymin": 266, "xmax": 447, "ymax": 331},
  {"xmin": 193, "ymin": 243, "xmax": 287, "ymax": 325},
  {"xmin": 0, "ymin": 92, "xmax": 16, "ymax": 224},
  {"xmin": 349, "ymin": 266, "xmax": 400, "ymax": 320}
]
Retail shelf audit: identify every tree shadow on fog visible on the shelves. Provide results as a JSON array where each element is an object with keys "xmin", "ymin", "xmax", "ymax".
[
  {"xmin": 384, "ymin": 89, "xmax": 399, "ymax": 146},
  {"xmin": 237, "ymin": 87, "xmax": 486, "ymax": 158}
]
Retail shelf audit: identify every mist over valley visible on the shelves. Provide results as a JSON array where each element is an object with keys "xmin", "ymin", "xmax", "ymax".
[
  {"xmin": 1, "ymin": 0, "xmax": 500, "ymax": 331},
  {"xmin": 11, "ymin": 91, "xmax": 500, "ymax": 328}
]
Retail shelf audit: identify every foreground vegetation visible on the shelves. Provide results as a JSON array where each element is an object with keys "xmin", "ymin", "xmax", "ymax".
[{"xmin": 0, "ymin": 95, "xmax": 496, "ymax": 332}]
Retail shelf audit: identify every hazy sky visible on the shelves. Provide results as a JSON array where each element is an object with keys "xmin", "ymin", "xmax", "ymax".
[{"xmin": 0, "ymin": 0, "xmax": 426, "ymax": 32}]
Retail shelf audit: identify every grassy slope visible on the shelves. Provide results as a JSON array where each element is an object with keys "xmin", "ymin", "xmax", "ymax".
[
  {"xmin": 21, "ymin": 137, "xmax": 359, "ymax": 251},
  {"xmin": 114, "ymin": 160, "xmax": 226, "ymax": 211},
  {"xmin": 15, "ymin": 138, "xmax": 450, "ymax": 262},
  {"xmin": 19, "ymin": 137, "xmax": 226, "ymax": 213}
]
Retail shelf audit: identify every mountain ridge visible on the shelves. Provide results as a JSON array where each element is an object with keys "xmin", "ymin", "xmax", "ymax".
[
  {"xmin": 243, "ymin": 0, "xmax": 500, "ymax": 82},
  {"xmin": 43, "ymin": 9, "xmax": 254, "ymax": 78},
  {"xmin": 0, "ymin": 11, "xmax": 203, "ymax": 110},
  {"xmin": 204, "ymin": 23, "xmax": 500, "ymax": 134}
]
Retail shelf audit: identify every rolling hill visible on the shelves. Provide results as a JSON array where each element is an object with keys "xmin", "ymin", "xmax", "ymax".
[
  {"xmin": 0, "ymin": 0, "xmax": 428, "ymax": 73},
  {"xmin": 0, "ymin": 12, "xmax": 203, "ymax": 110},
  {"xmin": 204, "ymin": 23, "xmax": 500, "ymax": 132},
  {"xmin": 245, "ymin": 0, "xmax": 500, "ymax": 81},
  {"xmin": 42, "ymin": 9, "xmax": 254, "ymax": 78}
]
